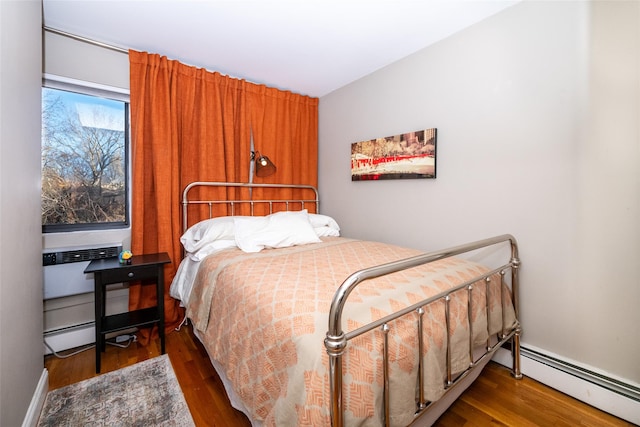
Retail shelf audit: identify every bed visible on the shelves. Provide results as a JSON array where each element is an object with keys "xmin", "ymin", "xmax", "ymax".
[{"xmin": 170, "ymin": 181, "xmax": 522, "ymax": 427}]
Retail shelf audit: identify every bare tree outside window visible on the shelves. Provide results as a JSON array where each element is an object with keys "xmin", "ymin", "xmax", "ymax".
[{"xmin": 41, "ymin": 87, "xmax": 129, "ymax": 232}]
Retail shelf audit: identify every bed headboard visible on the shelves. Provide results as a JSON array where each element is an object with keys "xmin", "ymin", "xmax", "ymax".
[{"xmin": 181, "ymin": 181, "xmax": 319, "ymax": 232}]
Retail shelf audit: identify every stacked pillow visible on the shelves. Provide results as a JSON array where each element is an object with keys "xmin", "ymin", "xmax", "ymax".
[{"xmin": 181, "ymin": 210, "xmax": 340, "ymax": 260}]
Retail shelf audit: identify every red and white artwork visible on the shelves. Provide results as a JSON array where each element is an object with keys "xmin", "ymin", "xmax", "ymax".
[{"xmin": 351, "ymin": 128, "xmax": 437, "ymax": 181}]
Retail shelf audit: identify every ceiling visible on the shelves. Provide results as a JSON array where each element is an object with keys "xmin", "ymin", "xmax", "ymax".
[{"xmin": 42, "ymin": 0, "xmax": 518, "ymax": 98}]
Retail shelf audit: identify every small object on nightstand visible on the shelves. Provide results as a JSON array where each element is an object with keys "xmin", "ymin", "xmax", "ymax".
[{"xmin": 119, "ymin": 250, "xmax": 133, "ymax": 264}]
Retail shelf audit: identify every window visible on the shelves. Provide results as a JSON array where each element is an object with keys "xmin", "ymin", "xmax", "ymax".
[{"xmin": 41, "ymin": 80, "xmax": 129, "ymax": 233}]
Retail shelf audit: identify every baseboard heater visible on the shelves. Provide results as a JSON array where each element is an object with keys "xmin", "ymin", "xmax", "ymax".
[
  {"xmin": 520, "ymin": 346, "xmax": 640, "ymax": 403},
  {"xmin": 494, "ymin": 344, "xmax": 639, "ymax": 424},
  {"xmin": 43, "ymin": 321, "xmax": 95, "ymax": 355},
  {"xmin": 500, "ymin": 340, "xmax": 640, "ymax": 403}
]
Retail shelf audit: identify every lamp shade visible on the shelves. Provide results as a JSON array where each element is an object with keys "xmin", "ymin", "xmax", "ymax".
[{"xmin": 255, "ymin": 153, "xmax": 276, "ymax": 177}]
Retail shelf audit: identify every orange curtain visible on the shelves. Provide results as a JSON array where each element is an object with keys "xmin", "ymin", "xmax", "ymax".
[
  {"xmin": 247, "ymin": 84, "xmax": 318, "ymax": 214},
  {"xmin": 128, "ymin": 50, "xmax": 318, "ymax": 343},
  {"xmin": 128, "ymin": 50, "xmax": 251, "ymax": 342}
]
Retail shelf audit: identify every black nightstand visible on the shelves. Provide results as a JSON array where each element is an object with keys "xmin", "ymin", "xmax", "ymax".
[{"xmin": 84, "ymin": 252, "xmax": 171, "ymax": 372}]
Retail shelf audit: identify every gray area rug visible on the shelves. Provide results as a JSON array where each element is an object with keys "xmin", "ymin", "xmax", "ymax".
[{"xmin": 38, "ymin": 354, "xmax": 195, "ymax": 426}]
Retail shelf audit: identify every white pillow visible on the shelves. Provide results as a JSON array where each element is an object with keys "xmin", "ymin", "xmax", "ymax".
[
  {"xmin": 309, "ymin": 214, "xmax": 340, "ymax": 237},
  {"xmin": 181, "ymin": 211, "xmax": 339, "ymax": 255},
  {"xmin": 234, "ymin": 210, "xmax": 321, "ymax": 253},
  {"xmin": 181, "ymin": 216, "xmax": 245, "ymax": 253},
  {"xmin": 308, "ymin": 213, "xmax": 341, "ymax": 237},
  {"xmin": 308, "ymin": 213, "xmax": 340, "ymax": 229}
]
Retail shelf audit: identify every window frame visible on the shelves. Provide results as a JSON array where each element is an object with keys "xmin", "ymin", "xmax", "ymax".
[{"xmin": 41, "ymin": 74, "xmax": 131, "ymax": 234}]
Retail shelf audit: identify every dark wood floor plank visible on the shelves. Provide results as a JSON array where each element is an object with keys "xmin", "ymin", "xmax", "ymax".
[{"xmin": 45, "ymin": 325, "xmax": 633, "ymax": 427}]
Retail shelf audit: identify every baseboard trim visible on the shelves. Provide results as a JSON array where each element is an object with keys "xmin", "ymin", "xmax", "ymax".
[
  {"xmin": 493, "ymin": 346, "xmax": 640, "ymax": 425},
  {"xmin": 22, "ymin": 369, "xmax": 48, "ymax": 427}
]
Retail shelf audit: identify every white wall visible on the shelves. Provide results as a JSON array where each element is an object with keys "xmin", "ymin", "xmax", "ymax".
[
  {"xmin": 319, "ymin": 0, "xmax": 639, "ymax": 386},
  {"xmin": 0, "ymin": 1, "xmax": 45, "ymax": 425}
]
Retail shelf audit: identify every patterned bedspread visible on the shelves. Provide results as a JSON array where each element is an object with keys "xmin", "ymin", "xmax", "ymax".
[{"xmin": 185, "ymin": 237, "xmax": 516, "ymax": 426}]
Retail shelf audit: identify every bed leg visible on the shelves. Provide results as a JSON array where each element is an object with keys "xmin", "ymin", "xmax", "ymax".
[
  {"xmin": 325, "ymin": 333, "xmax": 346, "ymax": 427},
  {"xmin": 512, "ymin": 326, "xmax": 523, "ymax": 379}
]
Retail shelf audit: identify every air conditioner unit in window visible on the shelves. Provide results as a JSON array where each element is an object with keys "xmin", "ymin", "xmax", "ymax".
[{"xmin": 42, "ymin": 244, "xmax": 122, "ymax": 300}]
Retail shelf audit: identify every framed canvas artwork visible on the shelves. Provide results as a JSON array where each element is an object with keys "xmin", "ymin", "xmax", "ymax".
[{"xmin": 351, "ymin": 128, "xmax": 437, "ymax": 181}]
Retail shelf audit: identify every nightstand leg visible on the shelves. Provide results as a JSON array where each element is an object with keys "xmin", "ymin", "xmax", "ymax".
[
  {"xmin": 94, "ymin": 276, "xmax": 103, "ymax": 373},
  {"xmin": 100, "ymin": 286, "xmax": 107, "ymax": 352},
  {"xmin": 158, "ymin": 267, "xmax": 166, "ymax": 354}
]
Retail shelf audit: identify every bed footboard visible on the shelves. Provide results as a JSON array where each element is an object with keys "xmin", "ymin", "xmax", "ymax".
[{"xmin": 324, "ymin": 234, "xmax": 522, "ymax": 427}]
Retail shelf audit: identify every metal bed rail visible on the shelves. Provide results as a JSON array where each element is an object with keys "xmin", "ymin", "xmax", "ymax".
[
  {"xmin": 181, "ymin": 181, "xmax": 319, "ymax": 232},
  {"xmin": 324, "ymin": 234, "xmax": 522, "ymax": 427}
]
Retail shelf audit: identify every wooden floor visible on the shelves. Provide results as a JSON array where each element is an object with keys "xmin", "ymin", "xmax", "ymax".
[{"xmin": 45, "ymin": 325, "xmax": 633, "ymax": 427}]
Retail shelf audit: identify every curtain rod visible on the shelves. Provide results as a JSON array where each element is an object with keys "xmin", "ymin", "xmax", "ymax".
[
  {"xmin": 43, "ymin": 26, "xmax": 129, "ymax": 54},
  {"xmin": 43, "ymin": 25, "xmax": 294, "ymax": 95}
]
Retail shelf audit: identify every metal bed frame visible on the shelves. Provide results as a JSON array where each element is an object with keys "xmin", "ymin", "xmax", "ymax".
[
  {"xmin": 181, "ymin": 181, "xmax": 522, "ymax": 427},
  {"xmin": 325, "ymin": 234, "xmax": 522, "ymax": 426}
]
